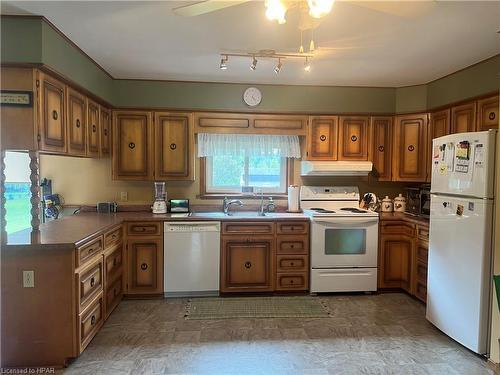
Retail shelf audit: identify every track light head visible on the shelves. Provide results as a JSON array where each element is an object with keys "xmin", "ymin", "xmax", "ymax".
[
  {"xmin": 274, "ymin": 59, "xmax": 282, "ymax": 74},
  {"xmin": 219, "ymin": 55, "xmax": 228, "ymax": 70},
  {"xmin": 304, "ymin": 57, "xmax": 311, "ymax": 72},
  {"xmin": 250, "ymin": 56, "xmax": 258, "ymax": 71}
]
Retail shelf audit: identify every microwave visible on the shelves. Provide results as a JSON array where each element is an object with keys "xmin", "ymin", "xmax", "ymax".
[{"xmin": 406, "ymin": 186, "xmax": 430, "ymax": 218}]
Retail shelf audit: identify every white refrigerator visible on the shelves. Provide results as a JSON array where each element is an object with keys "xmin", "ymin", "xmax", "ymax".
[{"xmin": 427, "ymin": 129, "xmax": 497, "ymax": 355}]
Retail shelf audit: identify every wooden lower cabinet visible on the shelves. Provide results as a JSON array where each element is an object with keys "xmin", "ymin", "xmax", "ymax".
[
  {"xmin": 126, "ymin": 237, "xmax": 164, "ymax": 295},
  {"xmin": 378, "ymin": 234, "xmax": 413, "ymax": 292},
  {"xmin": 78, "ymin": 292, "xmax": 104, "ymax": 354},
  {"xmin": 413, "ymin": 239, "xmax": 429, "ymax": 302},
  {"xmin": 221, "ymin": 236, "xmax": 275, "ymax": 292}
]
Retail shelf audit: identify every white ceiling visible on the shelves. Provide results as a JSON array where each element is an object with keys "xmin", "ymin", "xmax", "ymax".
[{"xmin": 2, "ymin": 1, "xmax": 500, "ymax": 87}]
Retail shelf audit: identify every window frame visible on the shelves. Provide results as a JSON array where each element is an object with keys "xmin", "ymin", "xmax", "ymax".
[{"xmin": 200, "ymin": 157, "xmax": 294, "ymax": 199}]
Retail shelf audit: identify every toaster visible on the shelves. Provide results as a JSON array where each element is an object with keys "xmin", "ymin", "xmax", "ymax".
[{"xmin": 97, "ymin": 202, "xmax": 117, "ymax": 213}]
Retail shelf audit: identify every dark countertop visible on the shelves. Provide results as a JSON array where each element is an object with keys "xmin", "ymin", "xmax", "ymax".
[
  {"xmin": 379, "ymin": 212, "xmax": 429, "ymax": 226},
  {"xmin": 5, "ymin": 211, "xmax": 309, "ymax": 248}
]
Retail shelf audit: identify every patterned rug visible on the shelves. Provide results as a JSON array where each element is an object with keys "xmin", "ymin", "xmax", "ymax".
[{"xmin": 185, "ymin": 296, "xmax": 331, "ymax": 320}]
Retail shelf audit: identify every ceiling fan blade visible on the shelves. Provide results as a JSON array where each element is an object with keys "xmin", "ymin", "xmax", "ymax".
[
  {"xmin": 172, "ymin": 0, "xmax": 251, "ymax": 17},
  {"xmin": 346, "ymin": 0, "xmax": 435, "ymax": 18}
]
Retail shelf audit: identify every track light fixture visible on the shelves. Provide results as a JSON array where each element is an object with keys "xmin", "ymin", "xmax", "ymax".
[
  {"xmin": 219, "ymin": 55, "xmax": 228, "ymax": 70},
  {"xmin": 274, "ymin": 58, "xmax": 283, "ymax": 74},
  {"xmin": 250, "ymin": 56, "xmax": 258, "ymax": 71},
  {"xmin": 304, "ymin": 57, "xmax": 311, "ymax": 72}
]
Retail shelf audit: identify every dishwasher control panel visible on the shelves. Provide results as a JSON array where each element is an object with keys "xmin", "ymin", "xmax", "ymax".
[{"xmin": 164, "ymin": 222, "xmax": 221, "ymax": 232}]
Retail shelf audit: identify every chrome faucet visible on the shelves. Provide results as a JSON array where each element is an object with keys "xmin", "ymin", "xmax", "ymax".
[
  {"xmin": 223, "ymin": 197, "xmax": 243, "ymax": 215},
  {"xmin": 258, "ymin": 190, "xmax": 276, "ymax": 216}
]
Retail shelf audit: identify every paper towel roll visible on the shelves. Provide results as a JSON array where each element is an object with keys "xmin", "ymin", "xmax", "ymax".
[{"xmin": 287, "ymin": 185, "xmax": 300, "ymax": 212}]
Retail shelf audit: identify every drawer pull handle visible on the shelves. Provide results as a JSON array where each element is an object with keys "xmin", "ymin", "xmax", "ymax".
[
  {"xmin": 52, "ymin": 110, "xmax": 58, "ymax": 120},
  {"xmin": 104, "ymin": 129, "xmax": 108, "ymax": 136},
  {"xmin": 489, "ymin": 112, "xmax": 496, "ymax": 121},
  {"xmin": 378, "ymin": 145, "xmax": 384, "ymax": 152},
  {"xmin": 91, "ymin": 315, "xmax": 96, "ymax": 325},
  {"xmin": 290, "ymin": 244, "xmax": 294, "ymax": 248},
  {"xmin": 170, "ymin": 143, "xmax": 177, "ymax": 150},
  {"xmin": 290, "ymin": 262, "xmax": 295, "ymax": 266},
  {"xmin": 114, "ymin": 288, "xmax": 118, "ymax": 296},
  {"xmin": 408, "ymin": 145, "xmax": 415, "ymax": 152},
  {"xmin": 350, "ymin": 135, "xmax": 357, "ymax": 142},
  {"xmin": 319, "ymin": 135, "xmax": 327, "ymax": 142},
  {"xmin": 128, "ymin": 142, "xmax": 135, "ymax": 149},
  {"xmin": 113, "ymin": 258, "xmax": 117, "ymax": 267},
  {"xmin": 290, "ymin": 280, "xmax": 294, "ymax": 284},
  {"xmin": 141, "ymin": 263, "xmax": 148, "ymax": 271},
  {"xmin": 90, "ymin": 277, "xmax": 95, "ymax": 287},
  {"xmin": 92, "ymin": 125, "xmax": 97, "ymax": 132},
  {"xmin": 76, "ymin": 119, "xmax": 81, "ymax": 128},
  {"xmin": 244, "ymin": 261, "xmax": 252, "ymax": 269}
]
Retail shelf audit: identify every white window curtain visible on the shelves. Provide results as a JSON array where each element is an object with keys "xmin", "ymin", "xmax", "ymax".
[{"xmin": 197, "ymin": 133, "xmax": 301, "ymax": 158}]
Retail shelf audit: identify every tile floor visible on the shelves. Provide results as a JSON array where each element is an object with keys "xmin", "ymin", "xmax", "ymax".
[{"xmin": 62, "ymin": 293, "xmax": 497, "ymax": 374}]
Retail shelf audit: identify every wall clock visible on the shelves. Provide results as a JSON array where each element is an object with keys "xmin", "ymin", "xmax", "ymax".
[{"xmin": 243, "ymin": 87, "xmax": 262, "ymax": 107}]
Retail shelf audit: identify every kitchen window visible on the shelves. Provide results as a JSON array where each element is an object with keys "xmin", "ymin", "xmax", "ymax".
[
  {"xmin": 198, "ymin": 133, "xmax": 301, "ymax": 196},
  {"xmin": 4, "ymin": 151, "xmax": 31, "ymax": 235}
]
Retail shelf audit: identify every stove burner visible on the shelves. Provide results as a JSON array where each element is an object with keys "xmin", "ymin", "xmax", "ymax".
[
  {"xmin": 311, "ymin": 208, "xmax": 336, "ymax": 213},
  {"xmin": 340, "ymin": 207, "xmax": 366, "ymax": 213}
]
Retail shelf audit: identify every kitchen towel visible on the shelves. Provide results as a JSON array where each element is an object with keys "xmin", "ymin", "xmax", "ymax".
[{"xmin": 287, "ymin": 185, "xmax": 300, "ymax": 212}]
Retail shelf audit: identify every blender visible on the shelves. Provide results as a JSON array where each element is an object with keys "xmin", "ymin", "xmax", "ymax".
[{"xmin": 152, "ymin": 182, "xmax": 167, "ymax": 214}]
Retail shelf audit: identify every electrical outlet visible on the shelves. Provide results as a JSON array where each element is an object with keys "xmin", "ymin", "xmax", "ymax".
[
  {"xmin": 23, "ymin": 270, "xmax": 34, "ymax": 288},
  {"xmin": 120, "ymin": 191, "xmax": 128, "ymax": 202}
]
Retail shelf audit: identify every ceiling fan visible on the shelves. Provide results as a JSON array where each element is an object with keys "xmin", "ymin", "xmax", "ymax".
[{"xmin": 173, "ymin": 0, "xmax": 435, "ymax": 19}]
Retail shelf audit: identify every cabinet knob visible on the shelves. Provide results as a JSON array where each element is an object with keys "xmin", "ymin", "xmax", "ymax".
[
  {"xmin": 350, "ymin": 135, "xmax": 357, "ymax": 142},
  {"xmin": 290, "ymin": 244, "xmax": 294, "ymax": 248},
  {"xmin": 90, "ymin": 277, "xmax": 95, "ymax": 287},
  {"xmin": 104, "ymin": 129, "xmax": 108, "ymax": 136},
  {"xmin": 408, "ymin": 145, "xmax": 415, "ymax": 152},
  {"xmin": 244, "ymin": 261, "xmax": 252, "ymax": 269},
  {"xmin": 52, "ymin": 110, "xmax": 58, "ymax": 120},
  {"xmin": 319, "ymin": 135, "xmax": 327, "ymax": 142},
  {"xmin": 489, "ymin": 112, "xmax": 496, "ymax": 121},
  {"xmin": 290, "ymin": 280, "xmax": 294, "ymax": 284},
  {"xmin": 92, "ymin": 125, "xmax": 97, "ymax": 132},
  {"xmin": 169, "ymin": 143, "xmax": 177, "ymax": 150},
  {"xmin": 140, "ymin": 263, "xmax": 148, "ymax": 270},
  {"xmin": 76, "ymin": 119, "xmax": 81, "ymax": 128},
  {"xmin": 290, "ymin": 262, "xmax": 295, "ymax": 266},
  {"xmin": 128, "ymin": 142, "xmax": 135, "ymax": 149},
  {"xmin": 91, "ymin": 315, "xmax": 96, "ymax": 325},
  {"xmin": 378, "ymin": 145, "xmax": 385, "ymax": 152}
]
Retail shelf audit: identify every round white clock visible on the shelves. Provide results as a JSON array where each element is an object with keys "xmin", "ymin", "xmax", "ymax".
[{"xmin": 243, "ymin": 87, "xmax": 262, "ymax": 107}]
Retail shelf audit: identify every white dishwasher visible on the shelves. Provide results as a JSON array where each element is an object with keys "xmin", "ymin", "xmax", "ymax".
[{"xmin": 164, "ymin": 221, "xmax": 220, "ymax": 297}]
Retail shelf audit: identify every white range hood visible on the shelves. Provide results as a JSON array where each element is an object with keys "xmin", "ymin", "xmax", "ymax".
[{"xmin": 300, "ymin": 161, "xmax": 373, "ymax": 176}]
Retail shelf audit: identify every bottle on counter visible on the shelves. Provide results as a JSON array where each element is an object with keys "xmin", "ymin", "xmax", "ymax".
[{"xmin": 394, "ymin": 193, "xmax": 407, "ymax": 212}]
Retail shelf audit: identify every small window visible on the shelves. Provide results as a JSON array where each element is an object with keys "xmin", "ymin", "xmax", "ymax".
[
  {"xmin": 4, "ymin": 152, "xmax": 31, "ymax": 234},
  {"xmin": 205, "ymin": 155, "xmax": 288, "ymax": 195}
]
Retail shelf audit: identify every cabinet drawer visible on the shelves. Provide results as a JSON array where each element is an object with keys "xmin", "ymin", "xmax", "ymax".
[
  {"xmin": 76, "ymin": 236, "xmax": 103, "ymax": 267},
  {"xmin": 277, "ymin": 221, "xmax": 308, "ymax": 235},
  {"xmin": 276, "ymin": 273, "xmax": 308, "ymax": 291},
  {"xmin": 105, "ymin": 275, "xmax": 123, "ymax": 319},
  {"xmin": 127, "ymin": 222, "xmax": 162, "ymax": 236},
  {"xmin": 416, "ymin": 243, "xmax": 428, "ymax": 263},
  {"xmin": 415, "ymin": 282, "xmax": 427, "ymax": 303},
  {"xmin": 276, "ymin": 255, "xmax": 308, "ymax": 272},
  {"xmin": 416, "ymin": 260, "xmax": 428, "ymax": 284},
  {"xmin": 104, "ymin": 225, "xmax": 123, "ymax": 249},
  {"xmin": 380, "ymin": 221, "xmax": 415, "ymax": 236},
  {"xmin": 79, "ymin": 293, "xmax": 104, "ymax": 353},
  {"xmin": 417, "ymin": 225, "xmax": 429, "ymax": 241},
  {"xmin": 77, "ymin": 259, "xmax": 103, "ymax": 312},
  {"xmin": 222, "ymin": 222, "xmax": 275, "ymax": 235},
  {"xmin": 104, "ymin": 244, "xmax": 123, "ymax": 283},
  {"xmin": 277, "ymin": 235, "xmax": 308, "ymax": 254}
]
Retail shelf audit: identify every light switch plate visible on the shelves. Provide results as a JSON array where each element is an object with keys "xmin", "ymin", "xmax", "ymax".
[
  {"xmin": 23, "ymin": 270, "xmax": 34, "ymax": 288},
  {"xmin": 120, "ymin": 191, "xmax": 128, "ymax": 201}
]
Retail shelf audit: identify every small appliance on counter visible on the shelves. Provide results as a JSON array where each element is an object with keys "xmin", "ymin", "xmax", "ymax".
[
  {"xmin": 380, "ymin": 196, "xmax": 393, "ymax": 212},
  {"xmin": 170, "ymin": 199, "xmax": 190, "ymax": 213},
  {"xmin": 406, "ymin": 185, "xmax": 430, "ymax": 217},
  {"xmin": 97, "ymin": 202, "xmax": 117, "ymax": 213},
  {"xmin": 152, "ymin": 181, "xmax": 167, "ymax": 214},
  {"xmin": 393, "ymin": 194, "xmax": 407, "ymax": 212}
]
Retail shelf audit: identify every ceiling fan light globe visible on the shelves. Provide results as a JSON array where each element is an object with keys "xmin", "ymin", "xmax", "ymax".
[
  {"xmin": 265, "ymin": 0, "xmax": 287, "ymax": 24},
  {"xmin": 307, "ymin": 0, "xmax": 335, "ymax": 18}
]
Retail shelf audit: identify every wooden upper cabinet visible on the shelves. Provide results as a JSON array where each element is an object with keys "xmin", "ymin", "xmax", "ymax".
[
  {"xmin": 428, "ymin": 109, "xmax": 450, "ymax": 182},
  {"xmin": 476, "ymin": 95, "xmax": 499, "ymax": 131},
  {"xmin": 392, "ymin": 114, "xmax": 428, "ymax": 182},
  {"xmin": 100, "ymin": 107, "xmax": 111, "ymax": 156},
  {"xmin": 252, "ymin": 114, "xmax": 307, "ymax": 135},
  {"xmin": 307, "ymin": 116, "xmax": 338, "ymax": 160},
  {"xmin": 87, "ymin": 100, "xmax": 100, "ymax": 157},
  {"xmin": 66, "ymin": 88, "xmax": 87, "ymax": 157},
  {"xmin": 370, "ymin": 116, "xmax": 392, "ymax": 181},
  {"xmin": 451, "ymin": 102, "xmax": 476, "ymax": 134},
  {"xmin": 154, "ymin": 112, "xmax": 194, "ymax": 181},
  {"xmin": 338, "ymin": 116, "xmax": 369, "ymax": 160},
  {"xmin": 112, "ymin": 111, "xmax": 154, "ymax": 180},
  {"xmin": 38, "ymin": 72, "xmax": 67, "ymax": 153}
]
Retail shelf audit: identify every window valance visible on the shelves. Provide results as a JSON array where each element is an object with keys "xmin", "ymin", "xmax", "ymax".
[{"xmin": 197, "ymin": 133, "xmax": 301, "ymax": 158}]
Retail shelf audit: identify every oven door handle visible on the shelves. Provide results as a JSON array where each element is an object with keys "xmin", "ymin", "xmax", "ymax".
[{"xmin": 313, "ymin": 218, "xmax": 379, "ymax": 226}]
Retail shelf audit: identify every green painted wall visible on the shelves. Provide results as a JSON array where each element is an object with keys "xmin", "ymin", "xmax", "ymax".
[
  {"xmin": 113, "ymin": 80, "xmax": 395, "ymax": 113},
  {"xmin": 1, "ymin": 16, "xmax": 498, "ymax": 113}
]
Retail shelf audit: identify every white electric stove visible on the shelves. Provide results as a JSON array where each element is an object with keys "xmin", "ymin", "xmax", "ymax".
[{"xmin": 300, "ymin": 186, "xmax": 379, "ymax": 293}]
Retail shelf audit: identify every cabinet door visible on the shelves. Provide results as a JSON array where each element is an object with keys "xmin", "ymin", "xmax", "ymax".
[
  {"xmin": 221, "ymin": 236, "xmax": 274, "ymax": 292},
  {"xmin": 66, "ymin": 88, "xmax": 87, "ymax": 156},
  {"xmin": 392, "ymin": 114, "xmax": 428, "ymax": 182},
  {"xmin": 338, "ymin": 116, "xmax": 369, "ymax": 160},
  {"xmin": 126, "ymin": 238, "xmax": 163, "ymax": 295},
  {"xmin": 427, "ymin": 109, "xmax": 450, "ymax": 181},
  {"xmin": 112, "ymin": 111, "xmax": 153, "ymax": 180},
  {"xmin": 476, "ymin": 95, "xmax": 498, "ymax": 131},
  {"xmin": 370, "ymin": 116, "xmax": 392, "ymax": 181},
  {"xmin": 87, "ymin": 100, "xmax": 100, "ymax": 158},
  {"xmin": 100, "ymin": 107, "xmax": 111, "ymax": 156},
  {"xmin": 307, "ymin": 116, "xmax": 338, "ymax": 160},
  {"xmin": 38, "ymin": 73, "xmax": 66, "ymax": 153},
  {"xmin": 451, "ymin": 102, "xmax": 476, "ymax": 134},
  {"xmin": 154, "ymin": 112, "xmax": 194, "ymax": 180},
  {"xmin": 378, "ymin": 234, "xmax": 413, "ymax": 292},
  {"xmin": 412, "ymin": 239, "xmax": 428, "ymax": 303}
]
